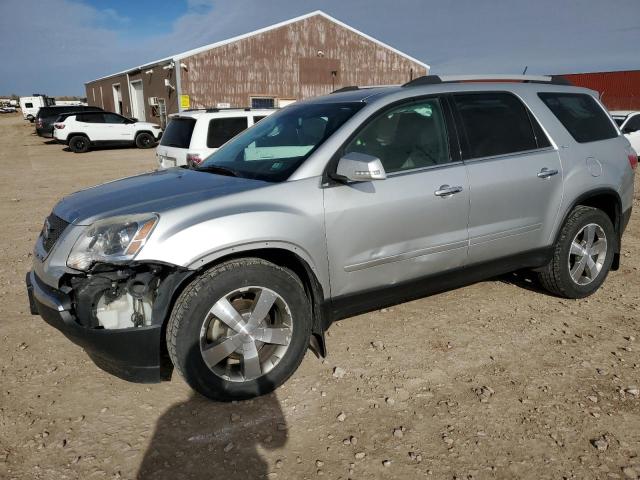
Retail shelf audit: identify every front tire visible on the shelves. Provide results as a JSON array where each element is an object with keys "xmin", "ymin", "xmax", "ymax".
[
  {"xmin": 135, "ymin": 132, "xmax": 155, "ymax": 149},
  {"xmin": 68, "ymin": 135, "xmax": 90, "ymax": 153},
  {"xmin": 538, "ymin": 206, "xmax": 615, "ymax": 298},
  {"xmin": 167, "ymin": 258, "xmax": 312, "ymax": 401}
]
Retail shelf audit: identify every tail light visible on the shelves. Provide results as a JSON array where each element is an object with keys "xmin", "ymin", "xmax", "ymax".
[
  {"xmin": 36, "ymin": 118, "xmax": 43, "ymax": 128},
  {"xmin": 54, "ymin": 123, "xmax": 65, "ymax": 129},
  {"xmin": 628, "ymin": 153, "xmax": 638, "ymax": 170},
  {"xmin": 186, "ymin": 153, "xmax": 203, "ymax": 168}
]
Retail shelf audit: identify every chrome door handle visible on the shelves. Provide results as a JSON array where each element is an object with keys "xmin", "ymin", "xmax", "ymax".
[
  {"xmin": 434, "ymin": 185, "xmax": 463, "ymax": 197},
  {"xmin": 537, "ymin": 168, "xmax": 558, "ymax": 179}
]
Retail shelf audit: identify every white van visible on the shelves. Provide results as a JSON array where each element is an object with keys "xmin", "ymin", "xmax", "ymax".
[
  {"xmin": 156, "ymin": 108, "xmax": 276, "ymax": 168},
  {"xmin": 19, "ymin": 96, "xmax": 54, "ymax": 122}
]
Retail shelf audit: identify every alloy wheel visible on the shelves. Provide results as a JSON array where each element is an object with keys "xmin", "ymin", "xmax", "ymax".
[
  {"xmin": 568, "ymin": 223, "xmax": 607, "ymax": 285},
  {"xmin": 199, "ymin": 286, "xmax": 293, "ymax": 382}
]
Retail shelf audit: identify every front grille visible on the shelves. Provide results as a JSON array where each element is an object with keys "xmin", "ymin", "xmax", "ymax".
[{"xmin": 41, "ymin": 214, "xmax": 69, "ymax": 253}]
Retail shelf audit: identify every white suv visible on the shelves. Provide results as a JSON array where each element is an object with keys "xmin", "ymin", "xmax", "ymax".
[
  {"xmin": 53, "ymin": 111, "xmax": 163, "ymax": 153},
  {"xmin": 156, "ymin": 108, "xmax": 275, "ymax": 168},
  {"xmin": 611, "ymin": 111, "xmax": 640, "ymax": 156}
]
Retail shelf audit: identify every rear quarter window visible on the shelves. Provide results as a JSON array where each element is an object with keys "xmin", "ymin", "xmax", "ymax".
[
  {"xmin": 207, "ymin": 117, "xmax": 248, "ymax": 148},
  {"xmin": 538, "ymin": 93, "xmax": 617, "ymax": 143},
  {"xmin": 160, "ymin": 117, "xmax": 197, "ymax": 148},
  {"xmin": 76, "ymin": 112, "xmax": 104, "ymax": 123}
]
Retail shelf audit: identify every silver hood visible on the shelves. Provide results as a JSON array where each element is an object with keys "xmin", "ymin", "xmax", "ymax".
[{"xmin": 53, "ymin": 168, "xmax": 269, "ymax": 225}]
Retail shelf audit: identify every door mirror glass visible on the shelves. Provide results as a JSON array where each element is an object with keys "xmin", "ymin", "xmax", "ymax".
[{"xmin": 335, "ymin": 151, "xmax": 387, "ymax": 182}]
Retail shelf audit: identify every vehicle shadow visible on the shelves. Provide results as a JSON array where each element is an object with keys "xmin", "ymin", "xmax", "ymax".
[
  {"xmin": 136, "ymin": 389, "xmax": 286, "ymax": 479},
  {"xmin": 61, "ymin": 144, "xmax": 154, "ymax": 153}
]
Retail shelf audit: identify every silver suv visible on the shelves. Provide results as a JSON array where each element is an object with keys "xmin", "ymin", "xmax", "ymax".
[{"xmin": 27, "ymin": 75, "xmax": 636, "ymax": 401}]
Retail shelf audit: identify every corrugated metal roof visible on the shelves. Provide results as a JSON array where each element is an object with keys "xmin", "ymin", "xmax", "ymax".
[
  {"xmin": 560, "ymin": 70, "xmax": 640, "ymax": 110},
  {"xmin": 86, "ymin": 10, "xmax": 429, "ymax": 84}
]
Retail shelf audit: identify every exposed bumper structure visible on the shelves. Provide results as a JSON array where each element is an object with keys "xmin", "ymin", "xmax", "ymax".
[{"xmin": 26, "ymin": 271, "xmax": 164, "ymax": 383}]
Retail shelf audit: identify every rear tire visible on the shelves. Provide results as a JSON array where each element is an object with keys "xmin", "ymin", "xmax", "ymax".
[
  {"xmin": 538, "ymin": 206, "xmax": 615, "ymax": 298},
  {"xmin": 135, "ymin": 132, "xmax": 155, "ymax": 149},
  {"xmin": 68, "ymin": 135, "xmax": 90, "ymax": 153},
  {"xmin": 167, "ymin": 258, "xmax": 312, "ymax": 401}
]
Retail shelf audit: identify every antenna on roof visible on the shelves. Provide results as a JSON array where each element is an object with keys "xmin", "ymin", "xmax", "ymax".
[{"xmin": 522, "ymin": 66, "xmax": 528, "ymax": 75}]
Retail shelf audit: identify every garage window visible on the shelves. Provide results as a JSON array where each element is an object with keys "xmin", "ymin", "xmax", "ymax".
[
  {"xmin": 207, "ymin": 117, "xmax": 248, "ymax": 148},
  {"xmin": 251, "ymin": 97, "xmax": 275, "ymax": 109}
]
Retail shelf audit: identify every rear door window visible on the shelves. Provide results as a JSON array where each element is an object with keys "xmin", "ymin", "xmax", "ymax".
[
  {"xmin": 77, "ymin": 113, "xmax": 105, "ymax": 123},
  {"xmin": 538, "ymin": 92, "xmax": 617, "ymax": 143},
  {"xmin": 25, "ymin": 102, "xmax": 33, "ymax": 108},
  {"xmin": 453, "ymin": 92, "xmax": 539, "ymax": 159},
  {"xmin": 103, "ymin": 113, "xmax": 127, "ymax": 124},
  {"xmin": 207, "ymin": 117, "xmax": 249, "ymax": 148},
  {"xmin": 160, "ymin": 117, "xmax": 197, "ymax": 148}
]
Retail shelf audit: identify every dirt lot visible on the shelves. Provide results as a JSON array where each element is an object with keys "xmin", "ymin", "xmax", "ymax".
[{"xmin": 0, "ymin": 112, "xmax": 639, "ymax": 480}]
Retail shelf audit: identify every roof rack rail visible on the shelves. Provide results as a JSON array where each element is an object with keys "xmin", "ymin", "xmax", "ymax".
[
  {"xmin": 402, "ymin": 74, "xmax": 572, "ymax": 87},
  {"xmin": 182, "ymin": 106, "xmax": 278, "ymax": 113},
  {"xmin": 331, "ymin": 86, "xmax": 360, "ymax": 94}
]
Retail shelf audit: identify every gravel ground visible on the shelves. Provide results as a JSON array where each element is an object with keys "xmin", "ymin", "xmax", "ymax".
[{"xmin": 1, "ymin": 113, "xmax": 639, "ymax": 480}]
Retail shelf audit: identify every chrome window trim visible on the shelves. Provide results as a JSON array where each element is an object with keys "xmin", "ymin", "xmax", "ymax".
[
  {"xmin": 385, "ymin": 160, "xmax": 465, "ymax": 178},
  {"xmin": 461, "ymin": 146, "xmax": 558, "ymax": 165}
]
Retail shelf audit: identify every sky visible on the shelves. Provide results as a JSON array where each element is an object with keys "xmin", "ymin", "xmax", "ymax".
[{"xmin": 0, "ymin": 0, "xmax": 639, "ymax": 96}]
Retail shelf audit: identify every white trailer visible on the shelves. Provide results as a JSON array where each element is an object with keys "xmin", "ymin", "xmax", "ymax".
[
  {"xmin": 19, "ymin": 95, "xmax": 54, "ymax": 122},
  {"xmin": 54, "ymin": 100, "xmax": 87, "ymax": 106}
]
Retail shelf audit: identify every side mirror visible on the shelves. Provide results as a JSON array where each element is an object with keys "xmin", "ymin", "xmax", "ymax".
[
  {"xmin": 129, "ymin": 117, "xmax": 138, "ymax": 123},
  {"xmin": 334, "ymin": 151, "xmax": 387, "ymax": 182}
]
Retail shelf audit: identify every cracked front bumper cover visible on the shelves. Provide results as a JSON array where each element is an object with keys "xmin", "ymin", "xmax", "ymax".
[{"xmin": 26, "ymin": 271, "xmax": 164, "ymax": 383}]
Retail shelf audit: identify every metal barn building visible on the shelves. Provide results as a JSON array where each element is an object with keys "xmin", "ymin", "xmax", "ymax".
[
  {"xmin": 559, "ymin": 70, "xmax": 640, "ymax": 110},
  {"xmin": 85, "ymin": 11, "xmax": 428, "ymax": 127}
]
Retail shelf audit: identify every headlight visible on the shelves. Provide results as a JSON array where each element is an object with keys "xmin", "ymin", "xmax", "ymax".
[{"xmin": 67, "ymin": 214, "xmax": 158, "ymax": 271}]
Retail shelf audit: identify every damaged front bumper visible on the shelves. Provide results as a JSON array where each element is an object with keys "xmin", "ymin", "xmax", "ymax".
[{"xmin": 26, "ymin": 265, "xmax": 192, "ymax": 383}]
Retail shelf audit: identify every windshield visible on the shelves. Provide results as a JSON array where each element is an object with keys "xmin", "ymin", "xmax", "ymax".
[{"xmin": 198, "ymin": 102, "xmax": 364, "ymax": 182}]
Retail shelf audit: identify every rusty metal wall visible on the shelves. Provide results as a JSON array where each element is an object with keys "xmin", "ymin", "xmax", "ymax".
[
  {"xmin": 561, "ymin": 70, "xmax": 640, "ymax": 110},
  {"xmin": 134, "ymin": 65, "xmax": 179, "ymax": 122},
  {"xmin": 180, "ymin": 15, "xmax": 427, "ymax": 108},
  {"xmin": 85, "ymin": 73, "xmax": 131, "ymax": 115},
  {"xmin": 86, "ymin": 66, "xmax": 179, "ymax": 121}
]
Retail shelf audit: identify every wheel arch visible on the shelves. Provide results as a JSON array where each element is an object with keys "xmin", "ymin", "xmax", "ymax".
[
  {"xmin": 187, "ymin": 245, "xmax": 328, "ymax": 357},
  {"xmin": 555, "ymin": 188, "xmax": 623, "ymax": 270},
  {"xmin": 68, "ymin": 132, "xmax": 90, "ymax": 142},
  {"xmin": 135, "ymin": 130, "xmax": 154, "ymax": 138}
]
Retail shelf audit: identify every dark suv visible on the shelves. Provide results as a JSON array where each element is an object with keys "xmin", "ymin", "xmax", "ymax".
[{"xmin": 35, "ymin": 105, "xmax": 103, "ymax": 138}]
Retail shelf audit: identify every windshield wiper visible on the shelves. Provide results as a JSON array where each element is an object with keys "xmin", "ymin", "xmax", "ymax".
[{"xmin": 195, "ymin": 164, "xmax": 239, "ymax": 177}]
